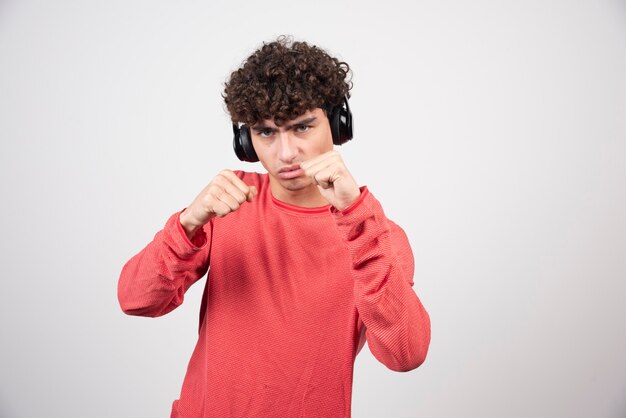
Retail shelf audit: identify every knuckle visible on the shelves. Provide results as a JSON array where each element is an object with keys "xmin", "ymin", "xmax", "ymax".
[
  {"xmin": 215, "ymin": 170, "xmax": 231, "ymax": 183},
  {"xmin": 202, "ymin": 193, "xmax": 214, "ymax": 206},
  {"xmin": 214, "ymin": 205, "xmax": 229, "ymax": 217},
  {"xmin": 206, "ymin": 189, "xmax": 221, "ymax": 202}
]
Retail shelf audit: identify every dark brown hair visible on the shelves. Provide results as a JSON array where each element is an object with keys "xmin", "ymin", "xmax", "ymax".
[{"xmin": 223, "ymin": 36, "xmax": 352, "ymax": 126}]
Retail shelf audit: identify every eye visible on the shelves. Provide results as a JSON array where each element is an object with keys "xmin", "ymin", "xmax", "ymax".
[
  {"xmin": 294, "ymin": 124, "xmax": 310, "ymax": 133},
  {"xmin": 257, "ymin": 128, "xmax": 274, "ymax": 138}
]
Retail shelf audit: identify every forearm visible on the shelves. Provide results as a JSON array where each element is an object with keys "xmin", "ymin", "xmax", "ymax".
[
  {"xmin": 354, "ymin": 259, "xmax": 430, "ymax": 372},
  {"xmin": 117, "ymin": 211, "xmax": 210, "ymax": 317},
  {"xmin": 335, "ymin": 189, "xmax": 431, "ymax": 371}
]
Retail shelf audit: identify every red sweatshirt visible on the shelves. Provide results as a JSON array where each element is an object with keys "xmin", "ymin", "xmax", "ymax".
[{"xmin": 118, "ymin": 171, "xmax": 430, "ymax": 418}]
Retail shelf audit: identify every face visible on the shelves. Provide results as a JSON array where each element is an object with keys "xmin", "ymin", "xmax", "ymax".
[{"xmin": 250, "ymin": 108, "xmax": 334, "ymax": 202}]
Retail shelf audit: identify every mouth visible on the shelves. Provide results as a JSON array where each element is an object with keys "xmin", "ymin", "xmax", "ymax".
[{"xmin": 278, "ymin": 165, "xmax": 304, "ymax": 180}]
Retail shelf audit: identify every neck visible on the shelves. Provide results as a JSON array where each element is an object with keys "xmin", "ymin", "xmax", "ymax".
[{"xmin": 268, "ymin": 176, "xmax": 329, "ymax": 208}]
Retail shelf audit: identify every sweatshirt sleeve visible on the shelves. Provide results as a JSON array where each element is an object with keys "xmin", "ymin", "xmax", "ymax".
[
  {"xmin": 117, "ymin": 210, "xmax": 211, "ymax": 318},
  {"xmin": 333, "ymin": 188, "xmax": 431, "ymax": 372}
]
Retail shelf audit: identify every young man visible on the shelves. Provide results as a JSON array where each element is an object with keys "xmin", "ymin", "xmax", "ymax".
[{"xmin": 118, "ymin": 37, "xmax": 430, "ymax": 418}]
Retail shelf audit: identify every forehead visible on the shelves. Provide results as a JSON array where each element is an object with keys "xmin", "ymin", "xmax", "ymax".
[{"xmin": 253, "ymin": 108, "xmax": 322, "ymax": 128}]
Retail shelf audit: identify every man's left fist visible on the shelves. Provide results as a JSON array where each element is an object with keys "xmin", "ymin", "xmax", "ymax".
[{"xmin": 300, "ymin": 150, "xmax": 361, "ymax": 210}]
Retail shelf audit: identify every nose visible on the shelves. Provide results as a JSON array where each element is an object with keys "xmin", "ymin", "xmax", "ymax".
[{"xmin": 277, "ymin": 131, "xmax": 298, "ymax": 163}]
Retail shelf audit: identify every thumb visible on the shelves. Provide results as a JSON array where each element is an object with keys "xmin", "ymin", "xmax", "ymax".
[{"xmin": 246, "ymin": 185, "xmax": 258, "ymax": 202}]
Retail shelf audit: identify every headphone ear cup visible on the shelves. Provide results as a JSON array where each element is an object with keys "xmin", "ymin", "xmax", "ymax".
[
  {"xmin": 232, "ymin": 124, "xmax": 259, "ymax": 162},
  {"xmin": 330, "ymin": 98, "xmax": 353, "ymax": 145}
]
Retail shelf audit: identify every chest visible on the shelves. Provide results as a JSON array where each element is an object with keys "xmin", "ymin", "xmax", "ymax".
[{"xmin": 208, "ymin": 207, "xmax": 354, "ymax": 323}]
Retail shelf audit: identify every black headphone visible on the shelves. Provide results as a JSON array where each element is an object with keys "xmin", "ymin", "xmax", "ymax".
[{"xmin": 232, "ymin": 96, "xmax": 353, "ymax": 162}]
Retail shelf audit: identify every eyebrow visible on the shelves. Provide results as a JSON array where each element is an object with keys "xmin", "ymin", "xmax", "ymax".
[
  {"xmin": 287, "ymin": 117, "xmax": 317, "ymax": 128},
  {"xmin": 252, "ymin": 116, "xmax": 317, "ymax": 132}
]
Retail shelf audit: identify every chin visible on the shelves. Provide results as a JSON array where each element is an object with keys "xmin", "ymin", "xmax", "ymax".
[{"xmin": 281, "ymin": 177, "xmax": 312, "ymax": 191}]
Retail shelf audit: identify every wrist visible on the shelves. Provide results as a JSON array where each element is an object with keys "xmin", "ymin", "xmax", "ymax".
[
  {"xmin": 335, "ymin": 189, "xmax": 361, "ymax": 211},
  {"xmin": 332, "ymin": 186, "xmax": 368, "ymax": 215},
  {"xmin": 179, "ymin": 210, "xmax": 203, "ymax": 239}
]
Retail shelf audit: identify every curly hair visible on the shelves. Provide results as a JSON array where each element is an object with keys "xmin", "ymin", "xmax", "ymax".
[{"xmin": 223, "ymin": 36, "xmax": 352, "ymax": 126}]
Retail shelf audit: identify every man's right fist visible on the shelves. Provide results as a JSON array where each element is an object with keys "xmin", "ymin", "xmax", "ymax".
[{"xmin": 179, "ymin": 170, "xmax": 257, "ymax": 239}]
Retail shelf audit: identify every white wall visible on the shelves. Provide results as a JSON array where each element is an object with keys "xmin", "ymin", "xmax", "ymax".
[{"xmin": 1, "ymin": 1, "xmax": 625, "ymax": 417}]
